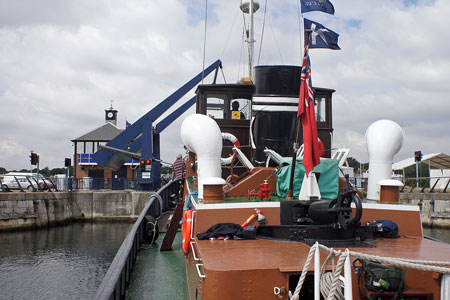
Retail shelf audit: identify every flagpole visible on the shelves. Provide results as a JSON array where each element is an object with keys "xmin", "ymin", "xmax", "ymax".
[{"xmin": 287, "ymin": 29, "xmax": 312, "ymax": 200}]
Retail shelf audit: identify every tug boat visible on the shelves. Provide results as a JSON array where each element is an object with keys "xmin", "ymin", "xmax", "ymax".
[
  {"xmin": 96, "ymin": 1, "xmax": 450, "ymax": 299},
  {"xmin": 175, "ymin": 66, "xmax": 450, "ymax": 299},
  {"xmin": 166, "ymin": 2, "xmax": 450, "ymax": 299}
]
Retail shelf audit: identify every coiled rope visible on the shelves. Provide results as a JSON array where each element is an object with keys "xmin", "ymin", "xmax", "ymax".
[
  {"xmin": 289, "ymin": 242, "xmax": 450, "ymax": 300},
  {"xmin": 318, "ymin": 244, "xmax": 450, "ymax": 274},
  {"xmin": 320, "ymin": 249, "xmax": 344, "ymax": 300}
]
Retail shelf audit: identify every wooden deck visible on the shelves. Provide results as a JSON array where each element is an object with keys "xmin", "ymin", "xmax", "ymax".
[{"xmin": 184, "ymin": 200, "xmax": 450, "ymax": 299}]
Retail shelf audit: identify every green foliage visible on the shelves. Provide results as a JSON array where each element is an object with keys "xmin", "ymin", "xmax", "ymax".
[
  {"xmin": 160, "ymin": 165, "xmax": 172, "ymax": 175},
  {"xmin": 50, "ymin": 168, "xmax": 70, "ymax": 176},
  {"xmin": 0, "ymin": 166, "xmax": 72, "ymax": 177},
  {"xmin": 40, "ymin": 167, "xmax": 51, "ymax": 177},
  {"xmin": 346, "ymin": 157, "xmax": 368, "ymax": 172},
  {"xmin": 403, "ymin": 163, "xmax": 430, "ymax": 187}
]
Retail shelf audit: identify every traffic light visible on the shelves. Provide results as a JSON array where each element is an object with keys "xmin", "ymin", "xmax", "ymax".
[
  {"xmin": 30, "ymin": 152, "xmax": 38, "ymax": 165},
  {"xmin": 414, "ymin": 151, "xmax": 422, "ymax": 162},
  {"xmin": 140, "ymin": 158, "xmax": 152, "ymax": 171},
  {"xmin": 65, "ymin": 158, "xmax": 71, "ymax": 167}
]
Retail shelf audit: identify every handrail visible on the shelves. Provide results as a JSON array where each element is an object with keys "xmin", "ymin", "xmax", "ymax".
[
  {"xmin": 400, "ymin": 176, "xmax": 450, "ymax": 193},
  {"xmin": 94, "ymin": 180, "xmax": 179, "ymax": 300}
]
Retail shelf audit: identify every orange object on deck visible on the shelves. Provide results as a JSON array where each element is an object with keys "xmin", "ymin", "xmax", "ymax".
[
  {"xmin": 241, "ymin": 208, "xmax": 263, "ymax": 228},
  {"xmin": 182, "ymin": 210, "xmax": 193, "ymax": 255}
]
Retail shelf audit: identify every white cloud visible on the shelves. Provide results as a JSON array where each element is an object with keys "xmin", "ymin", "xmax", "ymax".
[{"xmin": 0, "ymin": 0, "xmax": 449, "ymax": 171}]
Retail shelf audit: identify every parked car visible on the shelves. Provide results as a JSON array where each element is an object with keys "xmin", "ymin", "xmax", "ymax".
[
  {"xmin": 37, "ymin": 176, "xmax": 55, "ymax": 190},
  {"xmin": 1, "ymin": 175, "xmax": 39, "ymax": 191},
  {"xmin": 6, "ymin": 172, "xmax": 55, "ymax": 190}
]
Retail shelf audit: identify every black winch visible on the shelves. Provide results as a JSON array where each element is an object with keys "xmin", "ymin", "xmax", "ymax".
[{"xmin": 257, "ymin": 182, "xmax": 378, "ymax": 247}]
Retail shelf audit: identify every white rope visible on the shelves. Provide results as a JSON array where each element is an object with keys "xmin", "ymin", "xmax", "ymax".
[
  {"xmin": 290, "ymin": 242, "xmax": 450, "ymax": 300},
  {"xmin": 318, "ymin": 244, "xmax": 450, "ymax": 274},
  {"xmin": 141, "ymin": 221, "xmax": 157, "ymax": 250},
  {"xmin": 320, "ymin": 272, "xmax": 344, "ymax": 300},
  {"xmin": 290, "ymin": 243, "xmax": 317, "ymax": 300},
  {"xmin": 320, "ymin": 249, "xmax": 344, "ymax": 300},
  {"xmin": 326, "ymin": 253, "xmax": 346, "ymax": 300}
]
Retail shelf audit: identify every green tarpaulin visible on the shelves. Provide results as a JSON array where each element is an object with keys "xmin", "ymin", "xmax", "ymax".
[{"xmin": 277, "ymin": 158, "xmax": 339, "ymax": 199}]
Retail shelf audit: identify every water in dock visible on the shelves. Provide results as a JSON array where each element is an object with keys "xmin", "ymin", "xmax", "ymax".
[
  {"xmin": 423, "ymin": 227, "xmax": 450, "ymax": 243},
  {"xmin": 0, "ymin": 223, "xmax": 448, "ymax": 300},
  {"xmin": 0, "ymin": 222, "xmax": 131, "ymax": 300}
]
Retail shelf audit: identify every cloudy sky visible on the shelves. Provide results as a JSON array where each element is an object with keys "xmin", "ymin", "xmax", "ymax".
[{"xmin": 1, "ymin": 0, "xmax": 449, "ymax": 171}]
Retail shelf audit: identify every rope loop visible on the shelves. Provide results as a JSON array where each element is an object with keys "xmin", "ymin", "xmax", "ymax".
[{"xmin": 289, "ymin": 242, "xmax": 450, "ymax": 300}]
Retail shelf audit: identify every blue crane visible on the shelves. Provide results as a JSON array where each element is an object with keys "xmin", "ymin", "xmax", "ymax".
[{"xmin": 93, "ymin": 60, "xmax": 222, "ymax": 190}]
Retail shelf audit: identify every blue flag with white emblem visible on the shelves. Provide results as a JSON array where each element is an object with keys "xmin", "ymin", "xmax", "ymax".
[
  {"xmin": 301, "ymin": 0, "xmax": 335, "ymax": 15},
  {"xmin": 304, "ymin": 18, "xmax": 340, "ymax": 50}
]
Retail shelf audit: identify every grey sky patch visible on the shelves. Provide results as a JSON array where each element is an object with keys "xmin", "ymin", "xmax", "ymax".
[{"xmin": 0, "ymin": 0, "xmax": 449, "ymax": 171}]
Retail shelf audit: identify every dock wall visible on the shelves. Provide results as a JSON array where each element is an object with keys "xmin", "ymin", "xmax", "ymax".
[
  {"xmin": 1, "ymin": 191, "xmax": 449, "ymax": 231},
  {"xmin": 0, "ymin": 191, "xmax": 153, "ymax": 231},
  {"xmin": 400, "ymin": 193, "xmax": 450, "ymax": 228}
]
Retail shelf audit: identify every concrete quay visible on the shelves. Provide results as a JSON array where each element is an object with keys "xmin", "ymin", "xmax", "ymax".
[
  {"xmin": 400, "ymin": 192, "xmax": 450, "ymax": 228},
  {"xmin": 0, "ymin": 190, "xmax": 153, "ymax": 231},
  {"xmin": 0, "ymin": 190, "xmax": 449, "ymax": 231}
]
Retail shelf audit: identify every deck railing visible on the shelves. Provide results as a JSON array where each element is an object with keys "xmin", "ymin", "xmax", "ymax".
[
  {"xmin": 62, "ymin": 176, "xmax": 171, "ymax": 191},
  {"xmin": 93, "ymin": 180, "xmax": 180, "ymax": 300},
  {"xmin": 401, "ymin": 176, "xmax": 450, "ymax": 193}
]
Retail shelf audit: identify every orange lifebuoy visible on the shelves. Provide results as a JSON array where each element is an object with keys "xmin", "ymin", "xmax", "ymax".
[
  {"xmin": 221, "ymin": 132, "xmax": 241, "ymax": 165},
  {"xmin": 182, "ymin": 209, "xmax": 193, "ymax": 255}
]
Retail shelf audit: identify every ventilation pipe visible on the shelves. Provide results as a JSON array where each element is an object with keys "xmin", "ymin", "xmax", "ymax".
[
  {"xmin": 181, "ymin": 114, "xmax": 226, "ymax": 199},
  {"xmin": 365, "ymin": 120, "xmax": 404, "ymax": 201}
]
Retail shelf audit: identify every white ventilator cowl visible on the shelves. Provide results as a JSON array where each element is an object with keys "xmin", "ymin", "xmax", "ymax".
[
  {"xmin": 181, "ymin": 114, "xmax": 226, "ymax": 199},
  {"xmin": 365, "ymin": 120, "xmax": 404, "ymax": 200}
]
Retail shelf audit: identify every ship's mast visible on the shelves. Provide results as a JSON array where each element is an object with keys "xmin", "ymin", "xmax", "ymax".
[
  {"xmin": 248, "ymin": 0, "xmax": 255, "ymax": 78},
  {"xmin": 240, "ymin": 1, "xmax": 259, "ymax": 81}
]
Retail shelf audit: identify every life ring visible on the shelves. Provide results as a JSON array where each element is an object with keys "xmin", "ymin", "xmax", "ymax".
[
  {"xmin": 221, "ymin": 132, "xmax": 241, "ymax": 165},
  {"xmin": 182, "ymin": 209, "xmax": 193, "ymax": 255}
]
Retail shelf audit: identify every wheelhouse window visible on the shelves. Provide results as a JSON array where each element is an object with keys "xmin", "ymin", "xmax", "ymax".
[
  {"xmin": 206, "ymin": 95, "xmax": 226, "ymax": 119},
  {"xmin": 230, "ymin": 98, "xmax": 251, "ymax": 120},
  {"xmin": 315, "ymin": 96, "xmax": 326, "ymax": 123}
]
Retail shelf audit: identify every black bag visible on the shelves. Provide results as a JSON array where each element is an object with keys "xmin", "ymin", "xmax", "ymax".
[
  {"xmin": 375, "ymin": 220, "xmax": 399, "ymax": 238},
  {"xmin": 354, "ymin": 259, "xmax": 405, "ymax": 300},
  {"xmin": 196, "ymin": 223, "xmax": 256, "ymax": 240}
]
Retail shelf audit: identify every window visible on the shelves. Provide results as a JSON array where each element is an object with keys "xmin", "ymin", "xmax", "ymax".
[
  {"xmin": 230, "ymin": 98, "xmax": 251, "ymax": 120},
  {"xmin": 76, "ymin": 142, "xmax": 84, "ymax": 154},
  {"xmin": 206, "ymin": 95, "xmax": 226, "ymax": 119},
  {"xmin": 315, "ymin": 97, "xmax": 326, "ymax": 122},
  {"xmin": 85, "ymin": 142, "xmax": 94, "ymax": 154}
]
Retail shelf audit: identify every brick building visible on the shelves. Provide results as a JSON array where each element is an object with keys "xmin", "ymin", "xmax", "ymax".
[{"xmin": 71, "ymin": 106, "xmax": 138, "ymax": 188}]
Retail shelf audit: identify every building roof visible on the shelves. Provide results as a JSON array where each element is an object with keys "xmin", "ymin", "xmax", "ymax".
[
  {"xmin": 392, "ymin": 153, "xmax": 450, "ymax": 170},
  {"xmin": 72, "ymin": 122, "xmax": 123, "ymax": 142}
]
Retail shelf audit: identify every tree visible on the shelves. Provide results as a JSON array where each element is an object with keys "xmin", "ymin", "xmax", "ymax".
[
  {"xmin": 160, "ymin": 165, "xmax": 172, "ymax": 175},
  {"xmin": 49, "ymin": 168, "xmax": 68, "ymax": 175},
  {"xmin": 402, "ymin": 163, "xmax": 429, "ymax": 187},
  {"xmin": 0, "ymin": 167, "xmax": 6, "ymax": 174},
  {"xmin": 346, "ymin": 157, "xmax": 368, "ymax": 173},
  {"xmin": 40, "ymin": 167, "xmax": 51, "ymax": 177}
]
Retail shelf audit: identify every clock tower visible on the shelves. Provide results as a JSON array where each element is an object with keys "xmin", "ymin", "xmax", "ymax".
[{"xmin": 105, "ymin": 102, "xmax": 118, "ymax": 126}]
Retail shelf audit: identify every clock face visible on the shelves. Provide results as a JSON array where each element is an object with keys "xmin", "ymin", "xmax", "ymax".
[{"xmin": 107, "ymin": 112, "xmax": 114, "ymax": 118}]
